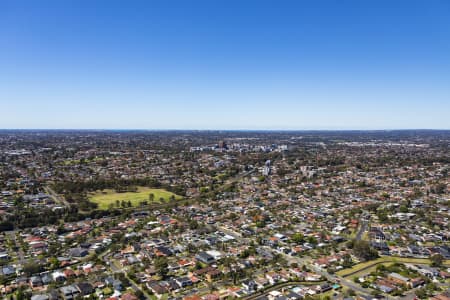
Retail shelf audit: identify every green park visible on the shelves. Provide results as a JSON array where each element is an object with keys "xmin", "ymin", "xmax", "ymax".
[{"xmin": 89, "ymin": 187, "xmax": 182, "ymax": 210}]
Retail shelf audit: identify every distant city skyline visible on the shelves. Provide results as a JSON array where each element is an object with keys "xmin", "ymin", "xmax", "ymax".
[{"xmin": 1, "ymin": 0, "xmax": 449, "ymax": 130}]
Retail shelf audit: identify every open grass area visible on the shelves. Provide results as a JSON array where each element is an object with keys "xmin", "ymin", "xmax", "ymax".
[
  {"xmin": 337, "ymin": 256, "xmax": 450, "ymax": 277},
  {"xmin": 342, "ymin": 262, "xmax": 397, "ymax": 279},
  {"xmin": 89, "ymin": 186, "xmax": 182, "ymax": 209}
]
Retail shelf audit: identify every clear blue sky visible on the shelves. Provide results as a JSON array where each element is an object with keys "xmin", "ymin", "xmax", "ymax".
[{"xmin": 1, "ymin": 0, "xmax": 449, "ymax": 129}]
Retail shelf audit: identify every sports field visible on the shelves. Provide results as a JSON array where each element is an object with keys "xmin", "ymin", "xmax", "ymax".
[{"xmin": 89, "ymin": 187, "xmax": 182, "ymax": 209}]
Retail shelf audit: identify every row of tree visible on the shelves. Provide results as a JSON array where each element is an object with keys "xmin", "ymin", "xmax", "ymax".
[{"xmin": 52, "ymin": 177, "xmax": 186, "ymax": 196}]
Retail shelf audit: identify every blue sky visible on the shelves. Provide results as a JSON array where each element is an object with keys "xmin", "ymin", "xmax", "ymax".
[{"xmin": 1, "ymin": 0, "xmax": 449, "ymax": 129}]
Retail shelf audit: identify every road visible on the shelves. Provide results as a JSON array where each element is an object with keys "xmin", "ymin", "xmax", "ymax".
[
  {"xmin": 217, "ymin": 225, "xmax": 251, "ymax": 244},
  {"xmin": 40, "ymin": 174, "xmax": 390, "ymax": 300},
  {"xmin": 274, "ymin": 249, "xmax": 392, "ymax": 300},
  {"xmin": 6, "ymin": 231, "xmax": 26, "ymax": 265},
  {"xmin": 217, "ymin": 215, "xmax": 382, "ymax": 299},
  {"xmin": 222, "ymin": 168, "xmax": 257, "ymax": 190},
  {"xmin": 102, "ymin": 250, "xmax": 151, "ymax": 298},
  {"xmin": 355, "ymin": 215, "xmax": 369, "ymax": 241},
  {"xmin": 243, "ymin": 281, "xmax": 327, "ymax": 300},
  {"xmin": 45, "ymin": 186, "xmax": 70, "ymax": 207}
]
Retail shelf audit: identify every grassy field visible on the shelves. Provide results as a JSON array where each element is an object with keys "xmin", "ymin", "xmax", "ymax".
[
  {"xmin": 337, "ymin": 257, "xmax": 450, "ymax": 277},
  {"xmin": 89, "ymin": 187, "xmax": 182, "ymax": 209},
  {"xmin": 339, "ymin": 262, "xmax": 396, "ymax": 278}
]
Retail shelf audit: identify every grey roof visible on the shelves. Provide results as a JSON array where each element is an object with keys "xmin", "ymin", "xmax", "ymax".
[{"xmin": 31, "ymin": 295, "xmax": 49, "ymax": 300}]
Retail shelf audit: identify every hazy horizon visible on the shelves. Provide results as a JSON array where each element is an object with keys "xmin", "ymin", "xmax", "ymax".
[{"xmin": 0, "ymin": 128, "xmax": 449, "ymax": 132}]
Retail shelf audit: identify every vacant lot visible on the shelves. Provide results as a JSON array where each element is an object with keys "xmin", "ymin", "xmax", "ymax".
[{"xmin": 89, "ymin": 187, "xmax": 182, "ymax": 209}]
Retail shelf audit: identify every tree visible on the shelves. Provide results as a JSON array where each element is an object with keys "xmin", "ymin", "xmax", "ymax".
[
  {"xmin": 49, "ymin": 257, "xmax": 60, "ymax": 269},
  {"xmin": 431, "ymin": 183, "xmax": 446, "ymax": 194},
  {"xmin": 342, "ymin": 253, "xmax": 353, "ymax": 268},
  {"xmin": 23, "ymin": 261, "xmax": 42, "ymax": 276},
  {"xmin": 430, "ymin": 254, "xmax": 443, "ymax": 267},
  {"xmin": 189, "ymin": 219, "xmax": 199, "ymax": 230},
  {"xmin": 399, "ymin": 205, "xmax": 408, "ymax": 213},
  {"xmin": 134, "ymin": 290, "xmax": 145, "ymax": 300},
  {"xmin": 195, "ymin": 261, "xmax": 203, "ymax": 269},
  {"xmin": 16, "ymin": 288, "xmax": 30, "ymax": 300},
  {"xmin": 307, "ymin": 236, "xmax": 318, "ymax": 245},
  {"xmin": 291, "ymin": 233, "xmax": 305, "ymax": 244},
  {"xmin": 115, "ymin": 272, "xmax": 131, "ymax": 287},
  {"xmin": 149, "ymin": 193, "xmax": 155, "ymax": 202},
  {"xmin": 256, "ymin": 220, "xmax": 266, "ymax": 228},
  {"xmin": 346, "ymin": 289, "xmax": 356, "ymax": 297},
  {"xmin": 0, "ymin": 221, "xmax": 14, "ymax": 231},
  {"xmin": 377, "ymin": 210, "xmax": 389, "ymax": 222},
  {"xmin": 352, "ymin": 240, "xmax": 378, "ymax": 261},
  {"xmin": 154, "ymin": 256, "xmax": 168, "ymax": 278},
  {"xmin": 376, "ymin": 264, "xmax": 387, "ymax": 273},
  {"xmin": 415, "ymin": 288, "xmax": 428, "ymax": 299}
]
